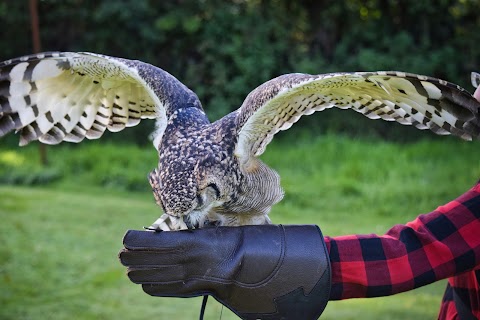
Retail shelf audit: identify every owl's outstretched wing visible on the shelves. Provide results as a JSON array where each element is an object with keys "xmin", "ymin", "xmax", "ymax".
[
  {"xmin": 234, "ymin": 72, "xmax": 480, "ymax": 161},
  {"xmin": 0, "ymin": 52, "xmax": 200, "ymax": 148}
]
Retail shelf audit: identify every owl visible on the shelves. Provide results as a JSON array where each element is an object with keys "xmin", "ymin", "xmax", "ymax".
[{"xmin": 1, "ymin": 52, "xmax": 479, "ymax": 230}]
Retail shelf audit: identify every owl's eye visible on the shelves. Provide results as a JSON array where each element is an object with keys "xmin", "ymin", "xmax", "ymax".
[
  {"xmin": 195, "ymin": 183, "xmax": 220, "ymax": 210},
  {"xmin": 207, "ymin": 183, "xmax": 220, "ymax": 198}
]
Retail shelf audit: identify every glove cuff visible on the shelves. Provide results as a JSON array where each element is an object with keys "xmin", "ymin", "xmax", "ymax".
[{"xmin": 225, "ymin": 224, "xmax": 331, "ymax": 320}]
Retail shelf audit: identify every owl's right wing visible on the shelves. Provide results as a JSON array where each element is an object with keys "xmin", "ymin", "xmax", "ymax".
[
  {"xmin": 234, "ymin": 72, "xmax": 480, "ymax": 162},
  {"xmin": 0, "ymin": 52, "xmax": 200, "ymax": 148}
]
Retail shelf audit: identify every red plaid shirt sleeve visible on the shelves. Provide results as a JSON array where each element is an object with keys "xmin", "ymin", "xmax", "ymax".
[{"xmin": 325, "ymin": 183, "xmax": 480, "ymax": 318}]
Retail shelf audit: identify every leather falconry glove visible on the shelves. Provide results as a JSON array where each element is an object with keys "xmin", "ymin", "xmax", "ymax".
[{"xmin": 119, "ymin": 224, "xmax": 331, "ymax": 320}]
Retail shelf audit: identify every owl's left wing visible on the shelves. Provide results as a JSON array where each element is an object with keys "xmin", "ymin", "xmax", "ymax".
[{"xmin": 234, "ymin": 72, "xmax": 480, "ymax": 161}]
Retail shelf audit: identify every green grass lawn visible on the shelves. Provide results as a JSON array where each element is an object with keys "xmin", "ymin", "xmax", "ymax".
[{"xmin": 1, "ymin": 134, "xmax": 479, "ymax": 319}]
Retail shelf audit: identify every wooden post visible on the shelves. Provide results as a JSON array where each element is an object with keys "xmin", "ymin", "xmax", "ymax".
[{"xmin": 29, "ymin": 0, "xmax": 48, "ymax": 166}]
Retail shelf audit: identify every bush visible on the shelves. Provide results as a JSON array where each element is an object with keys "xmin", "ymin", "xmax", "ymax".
[
  {"xmin": 0, "ymin": 149, "xmax": 61, "ymax": 185},
  {"xmin": 0, "ymin": 142, "xmax": 158, "ymax": 191}
]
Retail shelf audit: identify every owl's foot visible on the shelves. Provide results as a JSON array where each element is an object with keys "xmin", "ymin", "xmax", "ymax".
[
  {"xmin": 180, "ymin": 216, "xmax": 221, "ymax": 229},
  {"xmin": 145, "ymin": 214, "xmax": 221, "ymax": 231},
  {"xmin": 146, "ymin": 214, "xmax": 188, "ymax": 231}
]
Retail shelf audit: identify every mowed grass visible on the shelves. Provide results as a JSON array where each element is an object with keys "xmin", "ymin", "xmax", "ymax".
[{"xmin": 1, "ymin": 133, "xmax": 479, "ymax": 319}]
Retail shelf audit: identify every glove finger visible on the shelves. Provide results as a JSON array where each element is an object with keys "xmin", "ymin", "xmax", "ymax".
[
  {"xmin": 119, "ymin": 248, "xmax": 184, "ymax": 266},
  {"xmin": 122, "ymin": 229, "xmax": 192, "ymax": 250},
  {"xmin": 122, "ymin": 227, "xmax": 243, "ymax": 251},
  {"xmin": 127, "ymin": 265, "xmax": 185, "ymax": 284}
]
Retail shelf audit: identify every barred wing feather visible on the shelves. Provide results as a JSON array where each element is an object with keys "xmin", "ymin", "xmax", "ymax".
[{"xmin": 235, "ymin": 72, "xmax": 480, "ymax": 160}]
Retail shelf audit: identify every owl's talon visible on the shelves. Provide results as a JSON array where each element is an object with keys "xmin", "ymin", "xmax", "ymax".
[{"xmin": 143, "ymin": 226, "xmax": 162, "ymax": 232}]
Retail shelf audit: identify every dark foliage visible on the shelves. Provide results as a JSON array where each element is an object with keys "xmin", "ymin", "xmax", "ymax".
[{"xmin": 1, "ymin": 0, "xmax": 479, "ymax": 144}]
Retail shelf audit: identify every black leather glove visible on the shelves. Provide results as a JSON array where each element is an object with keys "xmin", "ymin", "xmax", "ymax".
[{"xmin": 119, "ymin": 224, "xmax": 330, "ymax": 319}]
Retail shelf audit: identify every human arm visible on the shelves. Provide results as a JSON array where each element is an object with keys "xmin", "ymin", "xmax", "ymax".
[{"xmin": 327, "ymin": 182, "xmax": 480, "ymax": 300}]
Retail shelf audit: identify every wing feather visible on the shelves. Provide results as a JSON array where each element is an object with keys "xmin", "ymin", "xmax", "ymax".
[
  {"xmin": 235, "ymin": 72, "xmax": 480, "ymax": 160},
  {"xmin": 0, "ymin": 52, "xmax": 201, "ymax": 148}
]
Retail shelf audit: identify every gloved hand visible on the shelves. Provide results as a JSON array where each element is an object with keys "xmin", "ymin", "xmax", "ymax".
[{"xmin": 119, "ymin": 224, "xmax": 331, "ymax": 320}]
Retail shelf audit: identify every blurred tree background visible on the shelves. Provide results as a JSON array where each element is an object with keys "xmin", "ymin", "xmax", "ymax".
[{"xmin": 1, "ymin": 0, "xmax": 479, "ymax": 144}]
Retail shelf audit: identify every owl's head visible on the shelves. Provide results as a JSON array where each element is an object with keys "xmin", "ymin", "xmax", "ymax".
[{"xmin": 148, "ymin": 157, "xmax": 226, "ymax": 228}]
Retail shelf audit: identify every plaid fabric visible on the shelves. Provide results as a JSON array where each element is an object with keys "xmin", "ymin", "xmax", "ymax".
[{"xmin": 325, "ymin": 183, "xmax": 480, "ymax": 319}]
